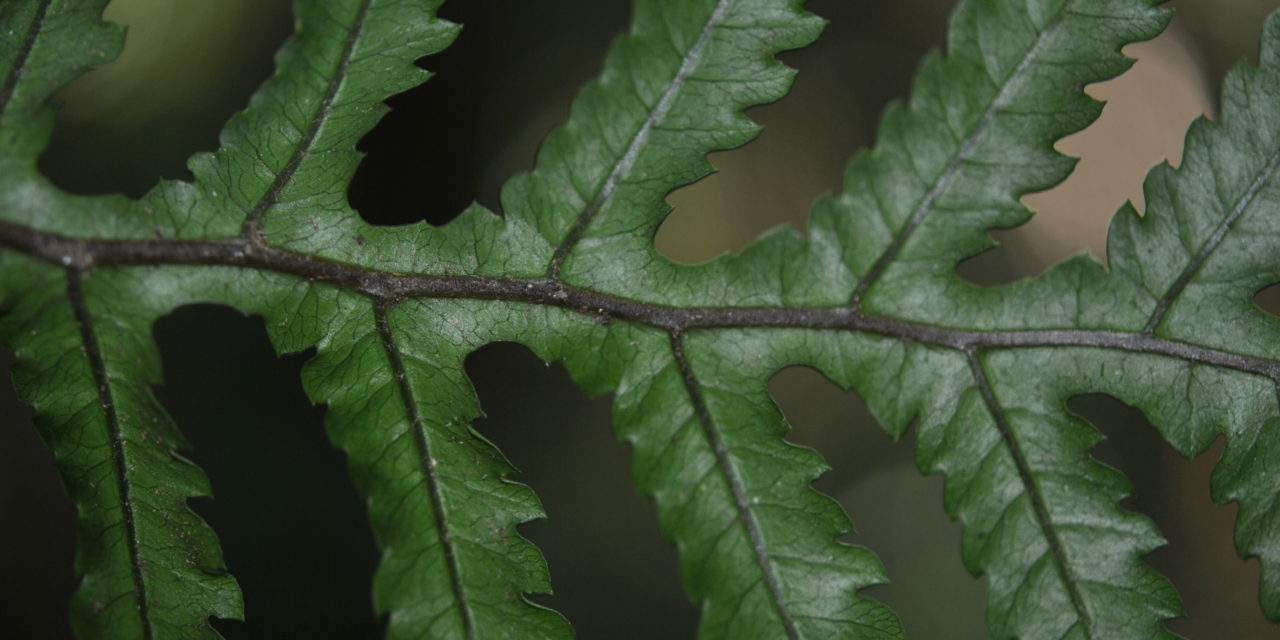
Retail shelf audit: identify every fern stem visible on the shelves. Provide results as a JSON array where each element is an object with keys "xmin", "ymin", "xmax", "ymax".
[{"xmin": 5, "ymin": 221, "xmax": 1280, "ymax": 386}]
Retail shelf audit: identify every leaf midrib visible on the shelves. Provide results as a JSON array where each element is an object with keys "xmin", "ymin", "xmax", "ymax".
[{"xmin": 4, "ymin": 220, "xmax": 1279, "ymax": 386}]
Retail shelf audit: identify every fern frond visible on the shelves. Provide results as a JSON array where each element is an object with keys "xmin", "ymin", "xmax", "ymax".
[{"xmin": 4, "ymin": 0, "xmax": 1280, "ymax": 638}]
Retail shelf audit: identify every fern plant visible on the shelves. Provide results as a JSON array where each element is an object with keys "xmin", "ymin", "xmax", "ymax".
[{"xmin": 3, "ymin": 0, "xmax": 1279, "ymax": 638}]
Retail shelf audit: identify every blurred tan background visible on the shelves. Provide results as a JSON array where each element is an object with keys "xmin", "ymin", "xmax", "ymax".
[{"xmin": 4, "ymin": 0, "xmax": 1280, "ymax": 638}]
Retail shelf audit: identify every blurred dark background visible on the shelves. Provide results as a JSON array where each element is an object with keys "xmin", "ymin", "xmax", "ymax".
[{"xmin": 4, "ymin": 0, "xmax": 1280, "ymax": 638}]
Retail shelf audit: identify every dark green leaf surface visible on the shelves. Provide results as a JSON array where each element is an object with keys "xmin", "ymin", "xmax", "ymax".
[{"xmin": 4, "ymin": 0, "xmax": 1280, "ymax": 638}]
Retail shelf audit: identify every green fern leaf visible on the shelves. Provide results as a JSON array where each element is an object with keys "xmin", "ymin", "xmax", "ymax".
[{"xmin": 3, "ymin": 0, "xmax": 1280, "ymax": 638}]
